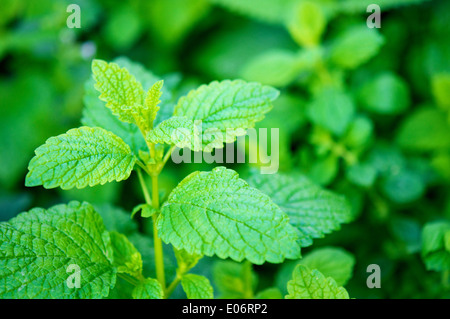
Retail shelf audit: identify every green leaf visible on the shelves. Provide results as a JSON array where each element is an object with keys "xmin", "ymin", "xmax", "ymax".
[
  {"xmin": 358, "ymin": 72, "xmax": 410, "ymax": 115},
  {"xmin": 147, "ymin": 116, "xmax": 203, "ymax": 151},
  {"xmin": 92, "ymin": 59, "xmax": 145, "ymax": 124},
  {"xmin": 306, "ymin": 87, "xmax": 355, "ymax": 136},
  {"xmin": 181, "ymin": 274, "xmax": 214, "ymax": 299},
  {"xmin": 307, "ymin": 154, "xmax": 339, "ymax": 186},
  {"xmin": 241, "ymin": 49, "xmax": 316, "ymax": 87},
  {"xmin": 285, "ymin": 265, "xmax": 350, "ymax": 299},
  {"xmin": 213, "ymin": 260, "xmax": 257, "ymax": 299},
  {"xmin": 247, "ymin": 172, "xmax": 352, "ymax": 247},
  {"xmin": 25, "ymin": 126, "xmax": 136, "ymax": 190},
  {"xmin": 145, "ymin": 80, "xmax": 164, "ymax": 128},
  {"xmin": 342, "ymin": 116, "xmax": 374, "ymax": 149},
  {"xmin": 329, "ymin": 25, "xmax": 384, "ymax": 69},
  {"xmin": 173, "ymin": 80, "xmax": 279, "ymax": 150},
  {"xmin": 131, "ymin": 203, "xmax": 157, "ymax": 219},
  {"xmin": 0, "ymin": 201, "xmax": 116, "ymax": 298},
  {"xmin": 174, "ymin": 249, "xmax": 202, "ymax": 274},
  {"xmin": 346, "ymin": 163, "xmax": 377, "ymax": 188},
  {"xmin": 299, "ymin": 247, "xmax": 355, "ymax": 286},
  {"xmin": 287, "ymin": 1, "xmax": 326, "ymax": 47},
  {"xmin": 110, "ymin": 231, "xmax": 143, "ymax": 279},
  {"xmin": 157, "ymin": 167, "xmax": 300, "ymax": 264},
  {"xmin": 82, "ymin": 78, "xmax": 147, "ymax": 156},
  {"xmin": 132, "ymin": 278, "xmax": 164, "ymax": 299},
  {"xmin": 396, "ymin": 107, "xmax": 450, "ymax": 151},
  {"xmin": 421, "ymin": 221, "xmax": 450, "ymax": 271}
]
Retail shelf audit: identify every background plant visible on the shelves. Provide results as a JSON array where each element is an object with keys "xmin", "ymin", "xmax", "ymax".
[{"xmin": 0, "ymin": 0, "xmax": 449, "ymax": 299}]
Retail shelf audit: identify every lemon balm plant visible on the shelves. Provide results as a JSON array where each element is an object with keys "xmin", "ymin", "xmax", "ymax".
[{"xmin": 0, "ymin": 59, "xmax": 352, "ymax": 299}]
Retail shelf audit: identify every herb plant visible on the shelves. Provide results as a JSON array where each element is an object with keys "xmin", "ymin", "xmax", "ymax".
[
  {"xmin": 0, "ymin": 59, "xmax": 352, "ymax": 299},
  {"xmin": 1, "ymin": 0, "xmax": 449, "ymax": 300}
]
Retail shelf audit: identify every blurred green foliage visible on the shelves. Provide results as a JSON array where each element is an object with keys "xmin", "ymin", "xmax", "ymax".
[{"xmin": 1, "ymin": 0, "xmax": 450, "ymax": 299}]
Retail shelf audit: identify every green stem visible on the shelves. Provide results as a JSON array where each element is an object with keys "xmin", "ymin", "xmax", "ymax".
[
  {"xmin": 165, "ymin": 275, "xmax": 182, "ymax": 298},
  {"xmin": 117, "ymin": 273, "xmax": 140, "ymax": 286},
  {"xmin": 151, "ymin": 173, "xmax": 166, "ymax": 292},
  {"xmin": 137, "ymin": 169, "xmax": 166, "ymax": 292},
  {"xmin": 137, "ymin": 169, "xmax": 152, "ymax": 204},
  {"xmin": 243, "ymin": 261, "xmax": 254, "ymax": 299}
]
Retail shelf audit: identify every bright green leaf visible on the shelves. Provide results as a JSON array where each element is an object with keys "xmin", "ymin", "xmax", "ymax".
[
  {"xmin": 92, "ymin": 59, "xmax": 144, "ymax": 124},
  {"xmin": 285, "ymin": 265, "xmax": 349, "ymax": 299},
  {"xmin": 147, "ymin": 116, "xmax": 203, "ymax": 151},
  {"xmin": 174, "ymin": 249, "xmax": 202, "ymax": 274},
  {"xmin": 110, "ymin": 231, "xmax": 143, "ymax": 279},
  {"xmin": 329, "ymin": 25, "xmax": 384, "ymax": 69},
  {"xmin": 247, "ymin": 172, "xmax": 352, "ymax": 247},
  {"xmin": 82, "ymin": 78, "xmax": 147, "ymax": 156},
  {"xmin": 299, "ymin": 247, "xmax": 355, "ymax": 286},
  {"xmin": 287, "ymin": 1, "xmax": 326, "ymax": 47},
  {"xmin": 131, "ymin": 203, "xmax": 157, "ymax": 219},
  {"xmin": 145, "ymin": 80, "xmax": 164, "ymax": 128},
  {"xmin": 0, "ymin": 201, "xmax": 116, "ymax": 298},
  {"xmin": 157, "ymin": 167, "xmax": 300, "ymax": 264},
  {"xmin": 132, "ymin": 278, "xmax": 164, "ymax": 299},
  {"xmin": 241, "ymin": 49, "xmax": 317, "ymax": 87},
  {"xmin": 25, "ymin": 126, "xmax": 136, "ymax": 190},
  {"xmin": 174, "ymin": 80, "xmax": 279, "ymax": 150},
  {"xmin": 181, "ymin": 274, "xmax": 214, "ymax": 299}
]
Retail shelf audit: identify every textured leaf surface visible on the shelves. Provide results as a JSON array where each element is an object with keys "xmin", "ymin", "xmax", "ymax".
[
  {"xmin": 157, "ymin": 167, "xmax": 300, "ymax": 264},
  {"xmin": 147, "ymin": 116, "xmax": 203, "ymax": 151},
  {"xmin": 92, "ymin": 59, "xmax": 144, "ymax": 124},
  {"xmin": 82, "ymin": 78, "xmax": 147, "ymax": 156},
  {"xmin": 26, "ymin": 127, "xmax": 136, "ymax": 190},
  {"xmin": 0, "ymin": 201, "xmax": 116, "ymax": 298},
  {"xmin": 285, "ymin": 265, "xmax": 349, "ymax": 299},
  {"xmin": 144, "ymin": 80, "xmax": 164, "ymax": 129},
  {"xmin": 181, "ymin": 274, "xmax": 214, "ymax": 299},
  {"xmin": 174, "ymin": 80, "xmax": 279, "ymax": 149},
  {"xmin": 110, "ymin": 231, "xmax": 143, "ymax": 279},
  {"xmin": 247, "ymin": 172, "xmax": 352, "ymax": 247},
  {"xmin": 174, "ymin": 249, "xmax": 202, "ymax": 274},
  {"xmin": 132, "ymin": 278, "xmax": 164, "ymax": 299}
]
